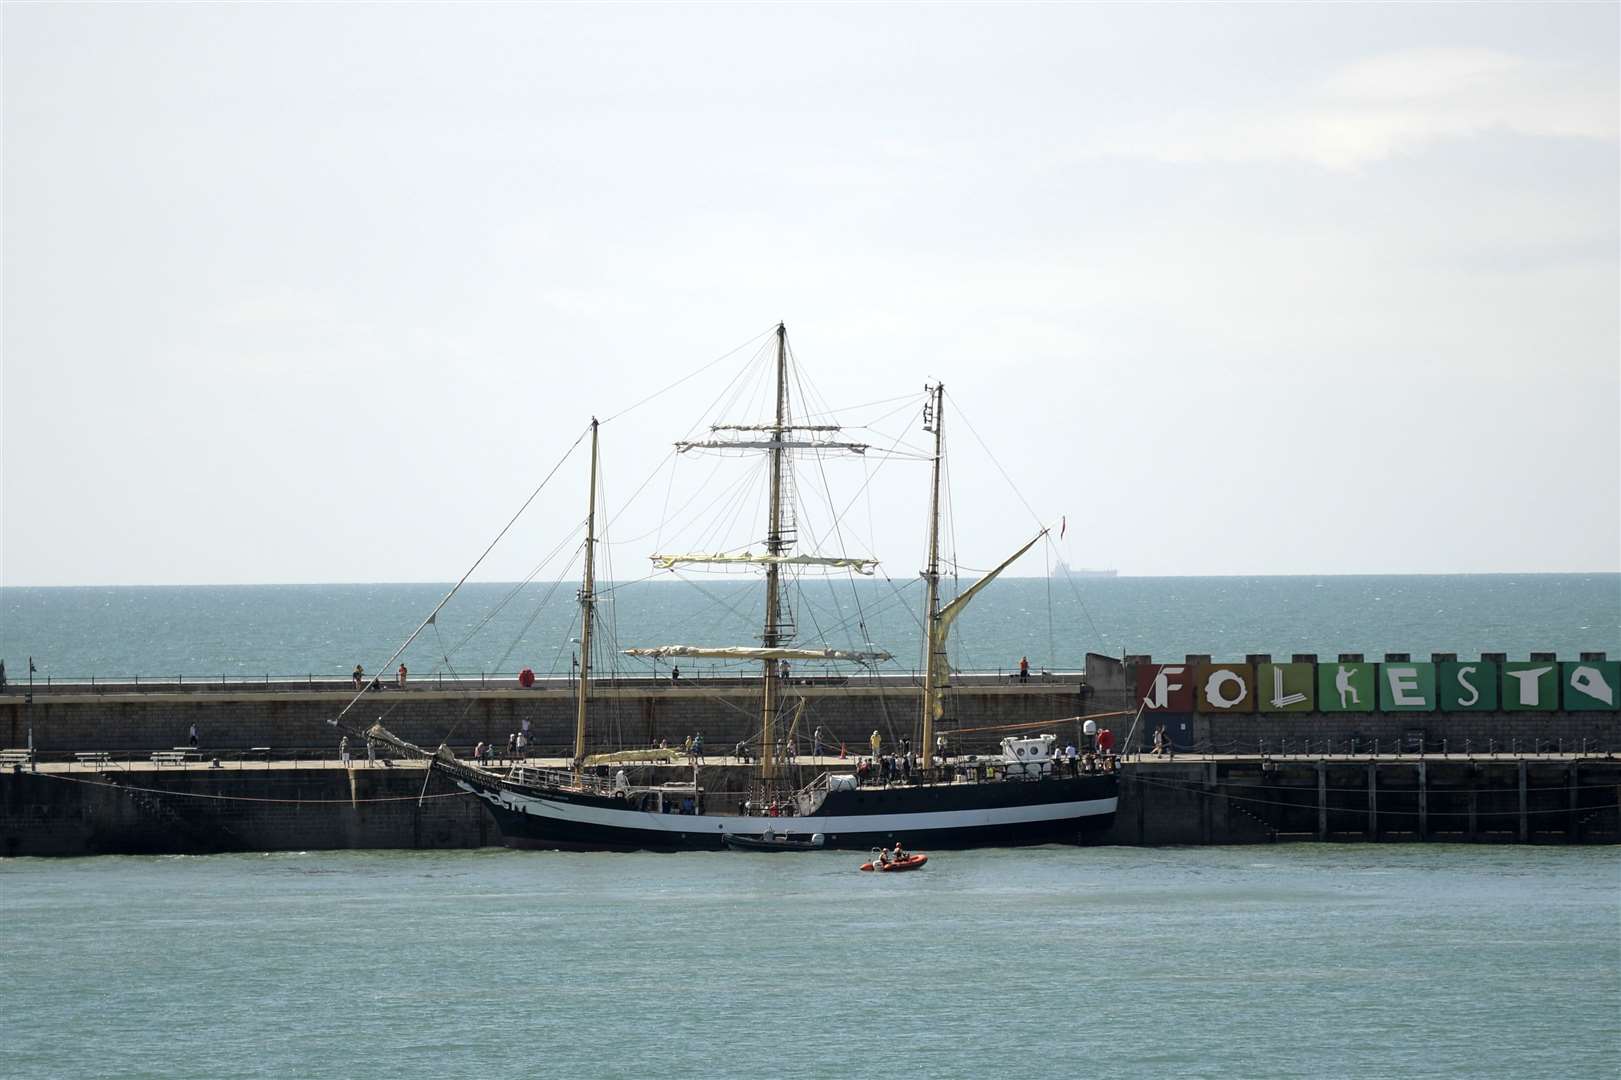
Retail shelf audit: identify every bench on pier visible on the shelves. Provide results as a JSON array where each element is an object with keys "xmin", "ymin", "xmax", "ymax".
[
  {"xmin": 149, "ymin": 751, "xmax": 197, "ymax": 766},
  {"xmin": 74, "ymin": 751, "xmax": 113, "ymax": 767},
  {"xmin": 0, "ymin": 749, "xmax": 33, "ymax": 769},
  {"xmin": 249, "ymin": 747, "xmax": 272, "ymax": 761}
]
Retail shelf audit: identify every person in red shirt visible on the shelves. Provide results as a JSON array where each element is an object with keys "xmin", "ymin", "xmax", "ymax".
[{"xmin": 1097, "ymin": 727, "xmax": 1115, "ymax": 757}]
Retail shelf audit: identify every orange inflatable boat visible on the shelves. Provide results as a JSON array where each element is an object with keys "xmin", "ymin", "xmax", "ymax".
[{"xmin": 859, "ymin": 853, "xmax": 928, "ymax": 872}]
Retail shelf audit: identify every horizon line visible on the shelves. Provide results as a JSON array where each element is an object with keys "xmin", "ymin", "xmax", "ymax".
[{"xmin": 3, "ymin": 570, "xmax": 1620, "ymax": 589}]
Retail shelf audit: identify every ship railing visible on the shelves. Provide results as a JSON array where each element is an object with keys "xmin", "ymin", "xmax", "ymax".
[
  {"xmin": 792, "ymin": 771, "xmax": 838, "ymax": 815},
  {"xmin": 505, "ymin": 765, "xmax": 618, "ymax": 794}
]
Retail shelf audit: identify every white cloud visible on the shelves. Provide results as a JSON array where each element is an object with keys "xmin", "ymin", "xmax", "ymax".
[{"xmin": 1105, "ymin": 47, "xmax": 1618, "ymax": 170}]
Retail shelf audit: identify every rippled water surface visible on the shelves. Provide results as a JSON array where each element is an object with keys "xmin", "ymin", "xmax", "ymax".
[
  {"xmin": 4, "ymin": 845, "xmax": 1617, "ymax": 1079},
  {"xmin": 4, "ymin": 574, "xmax": 1618, "ymax": 679}
]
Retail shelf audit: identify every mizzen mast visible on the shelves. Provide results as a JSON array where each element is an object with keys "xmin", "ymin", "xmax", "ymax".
[
  {"xmin": 573, "ymin": 417, "xmax": 601, "ymax": 771},
  {"xmin": 918, "ymin": 383, "xmax": 1047, "ymax": 777}
]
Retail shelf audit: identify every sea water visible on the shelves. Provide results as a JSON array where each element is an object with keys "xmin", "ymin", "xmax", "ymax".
[
  {"xmin": 1, "ymin": 845, "xmax": 1616, "ymax": 1079},
  {"xmin": 3, "ymin": 574, "xmax": 1617, "ymax": 681}
]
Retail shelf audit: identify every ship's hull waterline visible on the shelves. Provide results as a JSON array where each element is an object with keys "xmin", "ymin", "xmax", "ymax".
[{"xmin": 453, "ymin": 772, "xmax": 1119, "ymax": 852}]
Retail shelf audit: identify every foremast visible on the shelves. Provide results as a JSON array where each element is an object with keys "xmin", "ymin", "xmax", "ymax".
[{"xmin": 573, "ymin": 417, "xmax": 601, "ymax": 771}]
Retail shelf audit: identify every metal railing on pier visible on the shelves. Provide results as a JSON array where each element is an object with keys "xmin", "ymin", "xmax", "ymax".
[{"xmin": 0, "ymin": 667, "xmax": 1085, "ymax": 697}]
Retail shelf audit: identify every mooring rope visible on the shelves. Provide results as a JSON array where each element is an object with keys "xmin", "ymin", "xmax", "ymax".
[{"xmin": 33, "ymin": 770, "xmax": 479, "ymax": 806}]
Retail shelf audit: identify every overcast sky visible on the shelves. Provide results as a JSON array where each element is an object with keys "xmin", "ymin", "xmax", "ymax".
[{"xmin": 3, "ymin": 3, "xmax": 1617, "ymax": 586}]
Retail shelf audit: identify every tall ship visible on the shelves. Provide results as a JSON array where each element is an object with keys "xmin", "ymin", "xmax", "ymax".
[{"xmin": 360, "ymin": 325, "xmax": 1117, "ymax": 850}]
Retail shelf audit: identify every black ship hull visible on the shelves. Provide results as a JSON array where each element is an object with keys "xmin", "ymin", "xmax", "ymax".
[{"xmin": 451, "ymin": 767, "xmax": 1118, "ymax": 852}]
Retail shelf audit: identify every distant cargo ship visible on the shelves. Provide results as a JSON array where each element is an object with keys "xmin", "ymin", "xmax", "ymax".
[{"xmin": 1054, "ymin": 561, "xmax": 1117, "ymax": 578}]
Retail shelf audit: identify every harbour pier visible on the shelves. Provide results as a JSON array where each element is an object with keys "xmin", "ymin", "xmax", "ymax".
[
  {"xmin": 3, "ymin": 752, "xmax": 1616, "ymax": 856},
  {"xmin": 3, "ymin": 651, "xmax": 1617, "ymax": 855}
]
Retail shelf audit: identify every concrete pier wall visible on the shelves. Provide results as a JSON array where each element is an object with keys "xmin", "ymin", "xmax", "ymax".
[
  {"xmin": 4, "ymin": 652, "xmax": 1617, "ymax": 762},
  {"xmin": 0, "ymin": 679, "xmax": 1091, "ymax": 759}
]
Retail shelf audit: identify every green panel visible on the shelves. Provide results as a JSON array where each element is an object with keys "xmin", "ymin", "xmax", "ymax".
[
  {"xmin": 1257, "ymin": 663, "xmax": 1315, "ymax": 713},
  {"xmin": 1562, "ymin": 661, "xmax": 1620, "ymax": 711},
  {"xmin": 1317, "ymin": 663, "xmax": 1374, "ymax": 712},
  {"xmin": 1438, "ymin": 661, "xmax": 1498, "ymax": 712},
  {"xmin": 1378, "ymin": 663, "xmax": 1436, "ymax": 712},
  {"xmin": 1501, "ymin": 662, "xmax": 1559, "ymax": 711}
]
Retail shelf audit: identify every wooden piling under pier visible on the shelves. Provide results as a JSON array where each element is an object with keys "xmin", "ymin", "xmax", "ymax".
[
  {"xmin": 2, "ymin": 753, "xmax": 1618, "ymax": 856},
  {"xmin": 1115, "ymin": 754, "xmax": 1621, "ymax": 845}
]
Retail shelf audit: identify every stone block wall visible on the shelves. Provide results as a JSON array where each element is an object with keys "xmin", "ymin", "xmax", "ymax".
[{"xmin": 0, "ymin": 680, "xmax": 1092, "ymax": 759}]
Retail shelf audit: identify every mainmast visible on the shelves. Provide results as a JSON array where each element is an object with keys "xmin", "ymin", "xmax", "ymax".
[
  {"xmin": 573, "ymin": 417, "xmax": 600, "ymax": 770},
  {"xmin": 760, "ymin": 323, "xmax": 789, "ymax": 781},
  {"xmin": 633, "ymin": 323, "xmax": 889, "ymax": 772},
  {"xmin": 920, "ymin": 384, "xmax": 945, "ymax": 779}
]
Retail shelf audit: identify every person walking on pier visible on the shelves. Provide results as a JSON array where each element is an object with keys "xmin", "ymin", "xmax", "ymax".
[
  {"xmin": 813, "ymin": 726, "xmax": 824, "ymax": 758},
  {"xmin": 340, "ymin": 736, "xmax": 351, "ymax": 767},
  {"xmin": 188, "ymin": 724, "xmax": 198, "ymax": 749},
  {"xmin": 870, "ymin": 730, "xmax": 881, "ymax": 760},
  {"xmin": 396, "ymin": 664, "xmax": 407, "ymax": 688},
  {"xmin": 1152, "ymin": 723, "xmax": 1169, "ymax": 757},
  {"xmin": 366, "ymin": 736, "xmax": 376, "ymax": 767},
  {"xmin": 352, "ymin": 664, "xmax": 364, "ymax": 690},
  {"xmin": 1019, "ymin": 656, "xmax": 1030, "ymax": 683}
]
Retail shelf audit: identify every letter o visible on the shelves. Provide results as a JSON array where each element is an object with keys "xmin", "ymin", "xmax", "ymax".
[{"xmin": 1206, "ymin": 669, "xmax": 1248, "ymax": 709}]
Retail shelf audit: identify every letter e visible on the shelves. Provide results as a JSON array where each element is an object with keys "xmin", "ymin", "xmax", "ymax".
[{"xmin": 1386, "ymin": 666, "xmax": 1423, "ymax": 706}]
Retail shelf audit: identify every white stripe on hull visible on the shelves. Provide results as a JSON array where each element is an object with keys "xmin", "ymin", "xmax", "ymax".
[{"xmin": 461, "ymin": 782, "xmax": 1116, "ymax": 837}]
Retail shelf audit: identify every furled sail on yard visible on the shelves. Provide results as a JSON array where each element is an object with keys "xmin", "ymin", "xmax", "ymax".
[
  {"xmin": 650, "ymin": 552, "xmax": 879, "ymax": 574},
  {"xmin": 624, "ymin": 645, "xmax": 892, "ymax": 662}
]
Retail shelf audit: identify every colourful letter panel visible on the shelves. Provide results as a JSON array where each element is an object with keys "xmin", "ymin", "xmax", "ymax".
[
  {"xmin": 1562, "ymin": 661, "xmax": 1620, "ymax": 711},
  {"xmin": 1500, "ymin": 662, "xmax": 1558, "ymax": 711},
  {"xmin": 1438, "ymin": 661, "xmax": 1498, "ymax": 712},
  {"xmin": 1257, "ymin": 663, "xmax": 1315, "ymax": 713},
  {"xmin": 1195, "ymin": 663, "xmax": 1255, "ymax": 712},
  {"xmin": 1378, "ymin": 663, "xmax": 1436, "ymax": 712},
  {"xmin": 1318, "ymin": 663, "xmax": 1375, "ymax": 712},
  {"xmin": 1135, "ymin": 664, "xmax": 1195, "ymax": 712}
]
